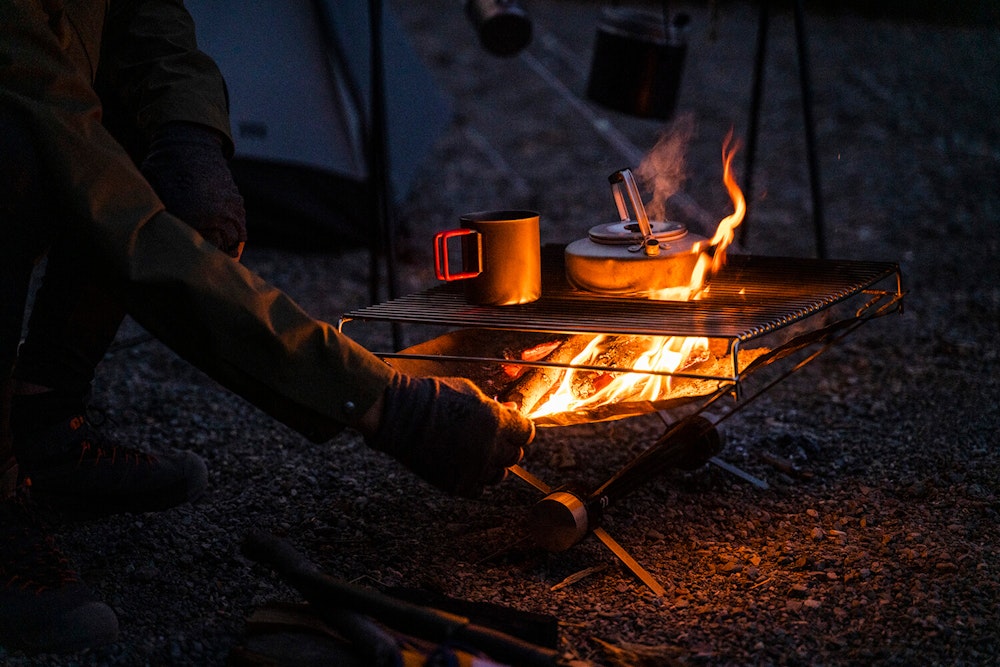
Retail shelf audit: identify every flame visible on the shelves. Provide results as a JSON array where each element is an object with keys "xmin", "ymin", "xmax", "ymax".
[
  {"xmin": 526, "ymin": 134, "xmax": 746, "ymax": 419},
  {"xmin": 528, "ymin": 334, "xmax": 710, "ymax": 419},
  {"xmin": 707, "ymin": 130, "xmax": 747, "ymax": 273},
  {"xmin": 647, "ymin": 130, "xmax": 746, "ymax": 301}
]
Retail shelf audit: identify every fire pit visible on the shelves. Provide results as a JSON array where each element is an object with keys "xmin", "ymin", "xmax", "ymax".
[{"xmin": 338, "ymin": 245, "xmax": 904, "ymax": 593}]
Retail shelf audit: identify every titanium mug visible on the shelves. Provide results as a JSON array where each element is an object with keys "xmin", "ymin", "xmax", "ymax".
[{"xmin": 433, "ymin": 210, "xmax": 542, "ymax": 306}]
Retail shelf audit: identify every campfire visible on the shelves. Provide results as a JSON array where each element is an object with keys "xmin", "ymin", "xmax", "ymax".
[
  {"xmin": 337, "ymin": 132, "xmax": 904, "ymax": 594},
  {"xmin": 338, "ymin": 129, "xmax": 902, "ymax": 430}
]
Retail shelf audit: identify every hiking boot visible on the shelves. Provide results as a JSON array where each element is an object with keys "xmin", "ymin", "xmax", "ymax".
[
  {"xmin": 0, "ymin": 487, "xmax": 119, "ymax": 653},
  {"xmin": 12, "ymin": 392, "xmax": 208, "ymax": 514}
]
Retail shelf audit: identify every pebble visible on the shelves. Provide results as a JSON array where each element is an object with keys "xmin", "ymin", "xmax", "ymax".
[{"xmin": 789, "ymin": 584, "xmax": 809, "ymax": 598}]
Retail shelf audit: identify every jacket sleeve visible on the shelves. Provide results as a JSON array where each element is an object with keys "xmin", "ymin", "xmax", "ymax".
[
  {"xmin": 0, "ymin": 0, "xmax": 395, "ymax": 441},
  {"xmin": 96, "ymin": 0, "xmax": 234, "ymax": 155}
]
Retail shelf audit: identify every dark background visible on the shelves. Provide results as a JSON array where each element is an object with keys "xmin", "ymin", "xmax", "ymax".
[{"xmin": 8, "ymin": 1, "xmax": 998, "ymax": 665}]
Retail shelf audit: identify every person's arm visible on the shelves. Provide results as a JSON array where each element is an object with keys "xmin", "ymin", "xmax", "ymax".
[
  {"xmin": 2, "ymin": 1, "xmax": 533, "ymax": 497},
  {"xmin": 0, "ymin": 0, "xmax": 392, "ymax": 441},
  {"xmin": 97, "ymin": 0, "xmax": 246, "ymax": 257},
  {"xmin": 96, "ymin": 0, "xmax": 233, "ymax": 154}
]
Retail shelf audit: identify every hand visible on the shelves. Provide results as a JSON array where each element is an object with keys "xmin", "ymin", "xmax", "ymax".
[
  {"xmin": 365, "ymin": 374, "xmax": 535, "ymax": 499},
  {"xmin": 140, "ymin": 122, "xmax": 247, "ymax": 258}
]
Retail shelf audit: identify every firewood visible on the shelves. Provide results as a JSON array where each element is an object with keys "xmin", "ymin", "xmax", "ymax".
[{"xmin": 501, "ymin": 334, "xmax": 597, "ymax": 414}]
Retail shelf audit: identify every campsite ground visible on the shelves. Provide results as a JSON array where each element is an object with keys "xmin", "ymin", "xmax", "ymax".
[{"xmin": 6, "ymin": 1, "xmax": 999, "ymax": 665}]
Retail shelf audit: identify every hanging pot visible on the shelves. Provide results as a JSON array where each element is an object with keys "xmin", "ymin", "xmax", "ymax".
[{"xmin": 586, "ymin": 7, "xmax": 690, "ymax": 119}]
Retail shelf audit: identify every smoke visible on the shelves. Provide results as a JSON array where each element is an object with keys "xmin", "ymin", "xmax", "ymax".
[{"xmin": 635, "ymin": 112, "xmax": 697, "ymax": 222}]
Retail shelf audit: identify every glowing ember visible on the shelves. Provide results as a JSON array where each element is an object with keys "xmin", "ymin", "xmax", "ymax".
[
  {"xmin": 527, "ymin": 133, "xmax": 746, "ymax": 419},
  {"xmin": 501, "ymin": 339, "xmax": 562, "ymax": 378}
]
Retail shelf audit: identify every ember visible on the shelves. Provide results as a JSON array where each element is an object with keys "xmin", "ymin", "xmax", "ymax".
[{"xmin": 501, "ymin": 339, "xmax": 562, "ymax": 379}]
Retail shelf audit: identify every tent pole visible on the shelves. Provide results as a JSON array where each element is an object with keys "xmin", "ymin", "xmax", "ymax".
[{"xmin": 367, "ymin": 0, "xmax": 403, "ymax": 347}]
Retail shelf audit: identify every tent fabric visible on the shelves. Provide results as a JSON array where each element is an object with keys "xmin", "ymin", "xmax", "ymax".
[{"xmin": 185, "ymin": 0, "xmax": 452, "ymax": 244}]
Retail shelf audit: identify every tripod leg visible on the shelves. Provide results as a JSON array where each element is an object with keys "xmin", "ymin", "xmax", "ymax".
[
  {"xmin": 794, "ymin": 0, "xmax": 827, "ymax": 258},
  {"xmin": 741, "ymin": 1, "xmax": 769, "ymax": 247}
]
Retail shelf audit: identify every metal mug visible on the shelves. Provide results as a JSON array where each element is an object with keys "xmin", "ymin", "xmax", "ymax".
[{"xmin": 433, "ymin": 210, "xmax": 541, "ymax": 306}]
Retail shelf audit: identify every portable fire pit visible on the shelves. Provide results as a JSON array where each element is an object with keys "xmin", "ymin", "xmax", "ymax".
[{"xmin": 338, "ymin": 245, "xmax": 904, "ymax": 594}]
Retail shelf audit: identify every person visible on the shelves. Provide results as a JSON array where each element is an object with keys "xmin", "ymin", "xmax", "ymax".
[{"xmin": 0, "ymin": 0, "xmax": 534, "ymax": 654}]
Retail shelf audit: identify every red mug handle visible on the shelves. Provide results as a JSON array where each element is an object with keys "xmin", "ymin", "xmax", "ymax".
[{"xmin": 433, "ymin": 229, "xmax": 483, "ymax": 280}]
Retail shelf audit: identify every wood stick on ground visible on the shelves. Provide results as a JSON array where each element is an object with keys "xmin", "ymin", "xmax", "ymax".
[{"xmin": 242, "ymin": 531, "xmax": 563, "ymax": 667}]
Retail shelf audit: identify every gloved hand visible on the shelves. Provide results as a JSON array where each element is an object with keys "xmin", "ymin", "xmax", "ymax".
[
  {"xmin": 140, "ymin": 121, "xmax": 247, "ymax": 258},
  {"xmin": 365, "ymin": 374, "xmax": 535, "ymax": 499}
]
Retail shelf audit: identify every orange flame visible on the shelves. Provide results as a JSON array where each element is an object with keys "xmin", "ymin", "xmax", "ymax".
[
  {"xmin": 528, "ymin": 333, "xmax": 710, "ymax": 419},
  {"xmin": 526, "ymin": 134, "xmax": 745, "ymax": 419},
  {"xmin": 708, "ymin": 131, "xmax": 746, "ymax": 273},
  {"xmin": 647, "ymin": 131, "xmax": 745, "ymax": 301}
]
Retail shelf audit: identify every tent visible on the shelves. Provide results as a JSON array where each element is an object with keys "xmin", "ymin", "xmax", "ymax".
[{"xmin": 185, "ymin": 1, "xmax": 453, "ymax": 247}]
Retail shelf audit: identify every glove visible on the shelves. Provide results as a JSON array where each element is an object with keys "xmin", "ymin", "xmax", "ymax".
[
  {"xmin": 365, "ymin": 374, "xmax": 535, "ymax": 499},
  {"xmin": 140, "ymin": 121, "xmax": 247, "ymax": 258}
]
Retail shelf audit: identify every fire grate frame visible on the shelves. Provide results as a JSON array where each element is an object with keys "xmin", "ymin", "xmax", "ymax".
[{"xmin": 338, "ymin": 247, "xmax": 905, "ymax": 390}]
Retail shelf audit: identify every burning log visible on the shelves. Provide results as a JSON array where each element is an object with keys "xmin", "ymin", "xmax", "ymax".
[
  {"xmin": 501, "ymin": 334, "xmax": 597, "ymax": 414},
  {"xmin": 391, "ymin": 327, "xmax": 769, "ymax": 426},
  {"xmin": 387, "ymin": 329, "xmax": 571, "ymax": 399},
  {"xmin": 505, "ymin": 334, "xmax": 769, "ymax": 426}
]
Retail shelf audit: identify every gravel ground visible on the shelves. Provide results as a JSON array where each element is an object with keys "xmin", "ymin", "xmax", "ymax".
[{"xmin": 7, "ymin": 1, "xmax": 999, "ymax": 665}]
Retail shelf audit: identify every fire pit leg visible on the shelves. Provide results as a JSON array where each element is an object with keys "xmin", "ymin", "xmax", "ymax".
[
  {"xmin": 515, "ymin": 415, "xmax": 722, "ymax": 596},
  {"xmin": 654, "ymin": 411, "xmax": 770, "ymax": 489},
  {"xmin": 527, "ymin": 415, "xmax": 721, "ymax": 553},
  {"xmin": 515, "ymin": 480, "xmax": 667, "ymax": 597},
  {"xmin": 592, "ymin": 528, "xmax": 667, "ymax": 597}
]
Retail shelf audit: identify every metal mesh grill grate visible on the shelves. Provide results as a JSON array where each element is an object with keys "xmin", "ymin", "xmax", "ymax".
[{"xmin": 341, "ymin": 251, "xmax": 901, "ymax": 342}]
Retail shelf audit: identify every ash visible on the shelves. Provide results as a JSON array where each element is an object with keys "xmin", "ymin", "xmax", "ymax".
[{"xmin": 13, "ymin": 2, "xmax": 999, "ymax": 666}]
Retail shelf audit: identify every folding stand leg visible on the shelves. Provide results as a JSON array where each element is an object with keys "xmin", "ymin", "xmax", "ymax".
[
  {"xmin": 311, "ymin": 0, "xmax": 402, "ymax": 348},
  {"xmin": 741, "ymin": 1, "xmax": 768, "ymax": 248},
  {"xmin": 654, "ymin": 411, "xmax": 769, "ymax": 489}
]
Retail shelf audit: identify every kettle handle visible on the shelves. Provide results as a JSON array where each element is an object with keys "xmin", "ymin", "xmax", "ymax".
[{"xmin": 608, "ymin": 169, "xmax": 654, "ymax": 240}]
